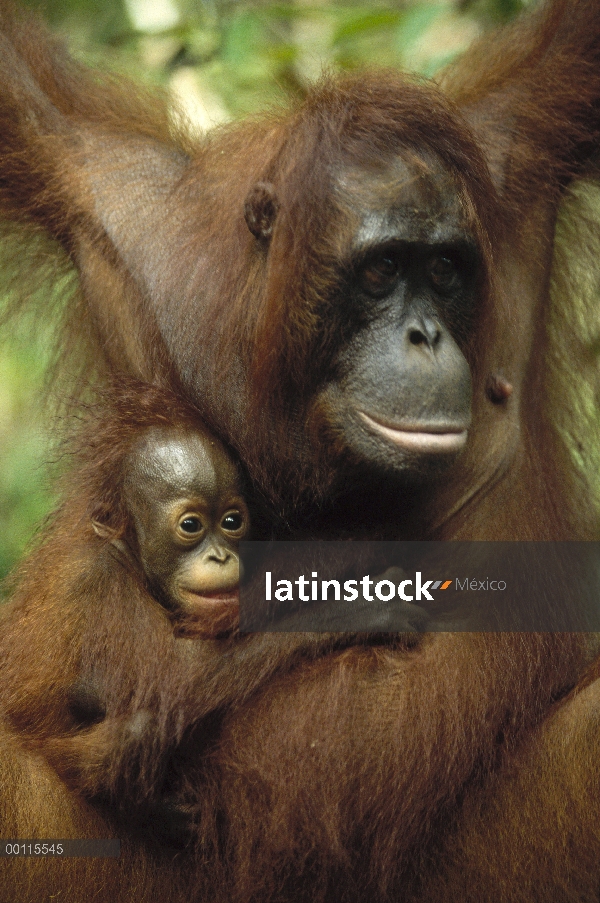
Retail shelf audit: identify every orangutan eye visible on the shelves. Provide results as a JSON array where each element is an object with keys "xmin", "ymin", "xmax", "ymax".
[
  {"xmin": 221, "ymin": 511, "xmax": 245, "ymax": 534},
  {"xmin": 429, "ymin": 255, "xmax": 459, "ymax": 291},
  {"xmin": 178, "ymin": 516, "xmax": 203, "ymax": 535},
  {"xmin": 359, "ymin": 251, "xmax": 401, "ymax": 297}
]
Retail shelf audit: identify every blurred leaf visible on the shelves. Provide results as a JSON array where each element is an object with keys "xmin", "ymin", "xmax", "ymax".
[
  {"xmin": 333, "ymin": 10, "xmax": 403, "ymax": 44},
  {"xmin": 395, "ymin": 4, "xmax": 446, "ymax": 56},
  {"xmin": 0, "ymin": 328, "xmax": 56, "ymax": 584},
  {"xmin": 23, "ymin": 0, "xmax": 130, "ymax": 44},
  {"xmin": 460, "ymin": 0, "xmax": 529, "ymax": 25}
]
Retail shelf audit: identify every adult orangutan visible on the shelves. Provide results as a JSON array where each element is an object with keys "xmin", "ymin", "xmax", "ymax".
[{"xmin": 1, "ymin": 1, "xmax": 600, "ymax": 901}]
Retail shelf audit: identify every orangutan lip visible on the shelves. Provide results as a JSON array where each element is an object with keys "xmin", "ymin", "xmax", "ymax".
[{"xmin": 359, "ymin": 412, "xmax": 469, "ymax": 453}]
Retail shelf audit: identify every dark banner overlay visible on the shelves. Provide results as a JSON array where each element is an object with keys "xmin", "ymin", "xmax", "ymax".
[
  {"xmin": 0, "ymin": 840, "xmax": 120, "ymax": 857},
  {"xmin": 239, "ymin": 542, "xmax": 600, "ymax": 632}
]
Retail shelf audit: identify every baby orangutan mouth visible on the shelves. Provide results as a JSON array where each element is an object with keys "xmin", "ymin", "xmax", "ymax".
[{"xmin": 176, "ymin": 587, "xmax": 241, "ymax": 636}]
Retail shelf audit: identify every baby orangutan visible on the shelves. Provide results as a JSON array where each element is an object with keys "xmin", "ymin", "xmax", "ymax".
[
  {"xmin": 0, "ymin": 383, "xmax": 256, "ymax": 833},
  {"xmin": 95, "ymin": 425, "xmax": 250, "ymax": 639}
]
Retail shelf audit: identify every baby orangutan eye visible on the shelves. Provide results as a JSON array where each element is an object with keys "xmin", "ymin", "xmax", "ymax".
[
  {"xmin": 221, "ymin": 511, "xmax": 245, "ymax": 534},
  {"xmin": 178, "ymin": 515, "xmax": 204, "ymax": 536}
]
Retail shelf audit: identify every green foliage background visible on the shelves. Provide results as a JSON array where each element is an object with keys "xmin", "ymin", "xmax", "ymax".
[{"xmin": 0, "ymin": 0, "xmax": 530, "ymax": 580}]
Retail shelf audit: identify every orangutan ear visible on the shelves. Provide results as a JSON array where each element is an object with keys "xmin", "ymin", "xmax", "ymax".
[
  {"xmin": 244, "ymin": 182, "xmax": 280, "ymax": 241},
  {"xmin": 91, "ymin": 519, "xmax": 129, "ymax": 556}
]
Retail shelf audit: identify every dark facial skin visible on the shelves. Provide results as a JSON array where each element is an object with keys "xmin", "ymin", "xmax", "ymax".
[
  {"xmin": 122, "ymin": 427, "xmax": 249, "ymax": 630},
  {"xmin": 315, "ymin": 154, "xmax": 478, "ymax": 482}
]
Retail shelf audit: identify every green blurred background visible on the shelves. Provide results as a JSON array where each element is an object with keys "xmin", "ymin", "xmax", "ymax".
[{"xmin": 0, "ymin": 0, "xmax": 541, "ymax": 580}]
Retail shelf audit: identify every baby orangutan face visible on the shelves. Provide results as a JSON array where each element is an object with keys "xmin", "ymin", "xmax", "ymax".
[{"xmin": 123, "ymin": 427, "xmax": 250, "ymax": 636}]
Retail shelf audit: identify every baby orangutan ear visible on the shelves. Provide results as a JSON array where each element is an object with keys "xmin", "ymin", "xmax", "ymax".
[
  {"xmin": 244, "ymin": 182, "xmax": 279, "ymax": 241},
  {"xmin": 91, "ymin": 519, "xmax": 129, "ymax": 557}
]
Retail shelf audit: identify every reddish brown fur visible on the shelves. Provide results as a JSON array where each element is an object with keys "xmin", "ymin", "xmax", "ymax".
[
  {"xmin": 2, "ymin": 1, "xmax": 600, "ymax": 900},
  {"xmin": 1, "ymin": 382, "xmax": 375, "ymax": 806}
]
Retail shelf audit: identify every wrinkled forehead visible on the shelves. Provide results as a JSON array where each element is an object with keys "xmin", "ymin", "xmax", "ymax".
[
  {"xmin": 124, "ymin": 427, "xmax": 239, "ymax": 505},
  {"xmin": 335, "ymin": 152, "xmax": 469, "ymax": 244}
]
